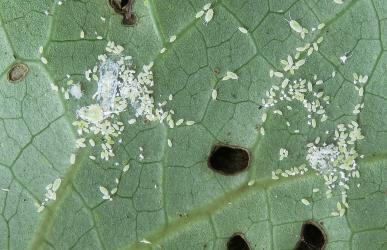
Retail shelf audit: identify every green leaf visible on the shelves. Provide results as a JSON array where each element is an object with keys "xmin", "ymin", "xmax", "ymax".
[{"xmin": 0, "ymin": 0, "xmax": 386, "ymax": 249}]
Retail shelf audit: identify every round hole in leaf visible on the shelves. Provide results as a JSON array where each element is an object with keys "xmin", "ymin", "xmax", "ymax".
[
  {"xmin": 227, "ymin": 233, "xmax": 251, "ymax": 250},
  {"xmin": 7, "ymin": 63, "xmax": 28, "ymax": 83},
  {"xmin": 295, "ymin": 221, "xmax": 327, "ymax": 250},
  {"xmin": 208, "ymin": 144, "xmax": 250, "ymax": 175}
]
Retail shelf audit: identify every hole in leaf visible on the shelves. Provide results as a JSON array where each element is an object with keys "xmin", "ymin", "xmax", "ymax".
[
  {"xmin": 109, "ymin": 0, "xmax": 137, "ymax": 25},
  {"xmin": 7, "ymin": 63, "xmax": 29, "ymax": 83},
  {"xmin": 294, "ymin": 221, "xmax": 327, "ymax": 250},
  {"xmin": 227, "ymin": 233, "xmax": 251, "ymax": 250},
  {"xmin": 208, "ymin": 144, "xmax": 250, "ymax": 175}
]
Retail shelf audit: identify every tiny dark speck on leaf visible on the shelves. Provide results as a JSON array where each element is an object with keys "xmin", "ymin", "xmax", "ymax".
[
  {"xmin": 109, "ymin": 0, "xmax": 137, "ymax": 26},
  {"xmin": 8, "ymin": 63, "xmax": 29, "ymax": 83}
]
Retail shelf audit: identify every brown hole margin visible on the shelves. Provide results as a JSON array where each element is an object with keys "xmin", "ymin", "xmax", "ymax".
[
  {"xmin": 208, "ymin": 144, "xmax": 250, "ymax": 175},
  {"xmin": 109, "ymin": 0, "xmax": 137, "ymax": 25},
  {"xmin": 294, "ymin": 221, "xmax": 327, "ymax": 250},
  {"xmin": 7, "ymin": 63, "xmax": 29, "ymax": 83},
  {"xmin": 227, "ymin": 233, "xmax": 251, "ymax": 250}
]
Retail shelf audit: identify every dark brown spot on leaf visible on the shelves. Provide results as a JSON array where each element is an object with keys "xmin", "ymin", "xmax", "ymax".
[
  {"xmin": 294, "ymin": 221, "xmax": 327, "ymax": 250},
  {"xmin": 8, "ymin": 63, "xmax": 28, "ymax": 83},
  {"xmin": 227, "ymin": 233, "xmax": 251, "ymax": 250},
  {"xmin": 208, "ymin": 144, "xmax": 250, "ymax": 175},
  {"xmin": 109, "ymin": 0, "xmax": 137, "ymax": 25}
]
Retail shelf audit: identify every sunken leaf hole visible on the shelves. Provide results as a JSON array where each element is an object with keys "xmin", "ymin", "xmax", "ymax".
[
  {"xmin": 227, "ymin": 233, "xmax": 251, "ymax": 250},
  {"xmin": 295, "ymin": 221, "xmax": 327, "ymax": 250},
  {"xmin": 208, "ymin": 145, "xmax": 250, "ymax": 175},
  {"xmin": 108, "ymin": 0, "xmax": 136, "ymax": 25},
  {"xmin": 8, "ymin": 63, "xmax": 28, "ymax": 83}
]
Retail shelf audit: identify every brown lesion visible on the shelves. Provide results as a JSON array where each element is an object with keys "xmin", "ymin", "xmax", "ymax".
[
  {"xmin": 7, "ymin": 63, "xmax": 29, "ymax": 83},
  {"xmin": 109, "ymin": 0, "xmax": 137, "ymax": 25}
]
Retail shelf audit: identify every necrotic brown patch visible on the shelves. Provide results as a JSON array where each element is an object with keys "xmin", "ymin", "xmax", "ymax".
[
  {"xmin": 8, "ymin": 63, "xmax": 29, "ymax": 83},
  {"xmin": 294, "ymin": 221, "xmax": 327, "ymax": 250},
  {"xmin": 109, "ymin": 0, "xmax": 136, "ymax": 25},
  {"xmin": 227, "ymin": 233, "xmax": 251, "ymax": 250},
  {"xmin": 208, "ymin": 144, "xmax": 250, "ymax": 175}
]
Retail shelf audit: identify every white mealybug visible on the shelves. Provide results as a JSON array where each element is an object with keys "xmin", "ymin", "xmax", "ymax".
[
  {"xmin": 80, "ymin": 30, "xmax": 85, "ymax": 39},
  {"xmin": 160, "ymin": 47, "xmax": 167, "ymax": 54},
  {"xmin": 334, "ymin": 0, "xmax": 344, "ymax": 4}
]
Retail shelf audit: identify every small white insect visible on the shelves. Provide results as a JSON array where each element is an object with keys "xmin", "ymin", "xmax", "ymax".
[
  {"xmin": 169, "ymin": 35, "xmax": 177, "ymax": 43},
  {"xmin": 195, "ymin": 10, "xmax": 205, "ymax": 19},
  {"xmin": 99, "ymin": 186, "xmax": 111, "ymax": 200},
  {"xmin": 176, "ymin": 119, "xmax": 184, "ymax": 126},
  {"xmin": 211, "ymin": 89, "xmax": 217, "ymax": 100},
  {"xmin": 301, "ymin": 198, "xmax": 310, "ymax": 206},
  {"xmin": 203, "ymin": 3, "xmax": 211, "ymax": 11},
  {"xmin": 140, "ymin": 239, "xmax": 152, "ymax": 244},
  {"xmin": 80, "ymin": 30, "xmax": 85, "ymax": 39},
  {"xmin": 70, "ymin": 154, "xmax": 76, "ymax": 164},
  {"xmin": 128, "ymin": 119, "xmax": 136, "ymax": 125},
  {"xmin": 186, "ymin": 120, "xmax": 195, "ymax": 125},
  {"xmin": 204, "ymin": 9, "xmax": 214, "ymax": 24},
  {"xmin": 222, "ymin": 71, "xmax": 239, "ymax": 81},
  {"xmin": 167, "ymin": 139, "xmax": 172, "ymax": 147},
  {"xmin": 52, "ymin": 178, "xmax": 61, "ymax": 192},
  {"xmin": 41, "ymin": 57, "xmax": 48, "ymax": 64},
  {"xmin": 238, "ymin": 27, "xmax": 248, "ymax": 34},
  {"xmin": 123, "ymin": 164, "xmax": 130, "ymax": 172},
  {"xmin": 160, "ymin": 48, "xmax": 167, "ymax": 54},
  {"xmin": 285, "ymin": 15, "xmax": 307, "ymax": 38}
]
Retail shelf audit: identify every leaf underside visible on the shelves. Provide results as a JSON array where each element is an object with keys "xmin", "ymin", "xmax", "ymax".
[{"xmin": 0, "ymin": 0, "xmax": 386, "ymax": 250}]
